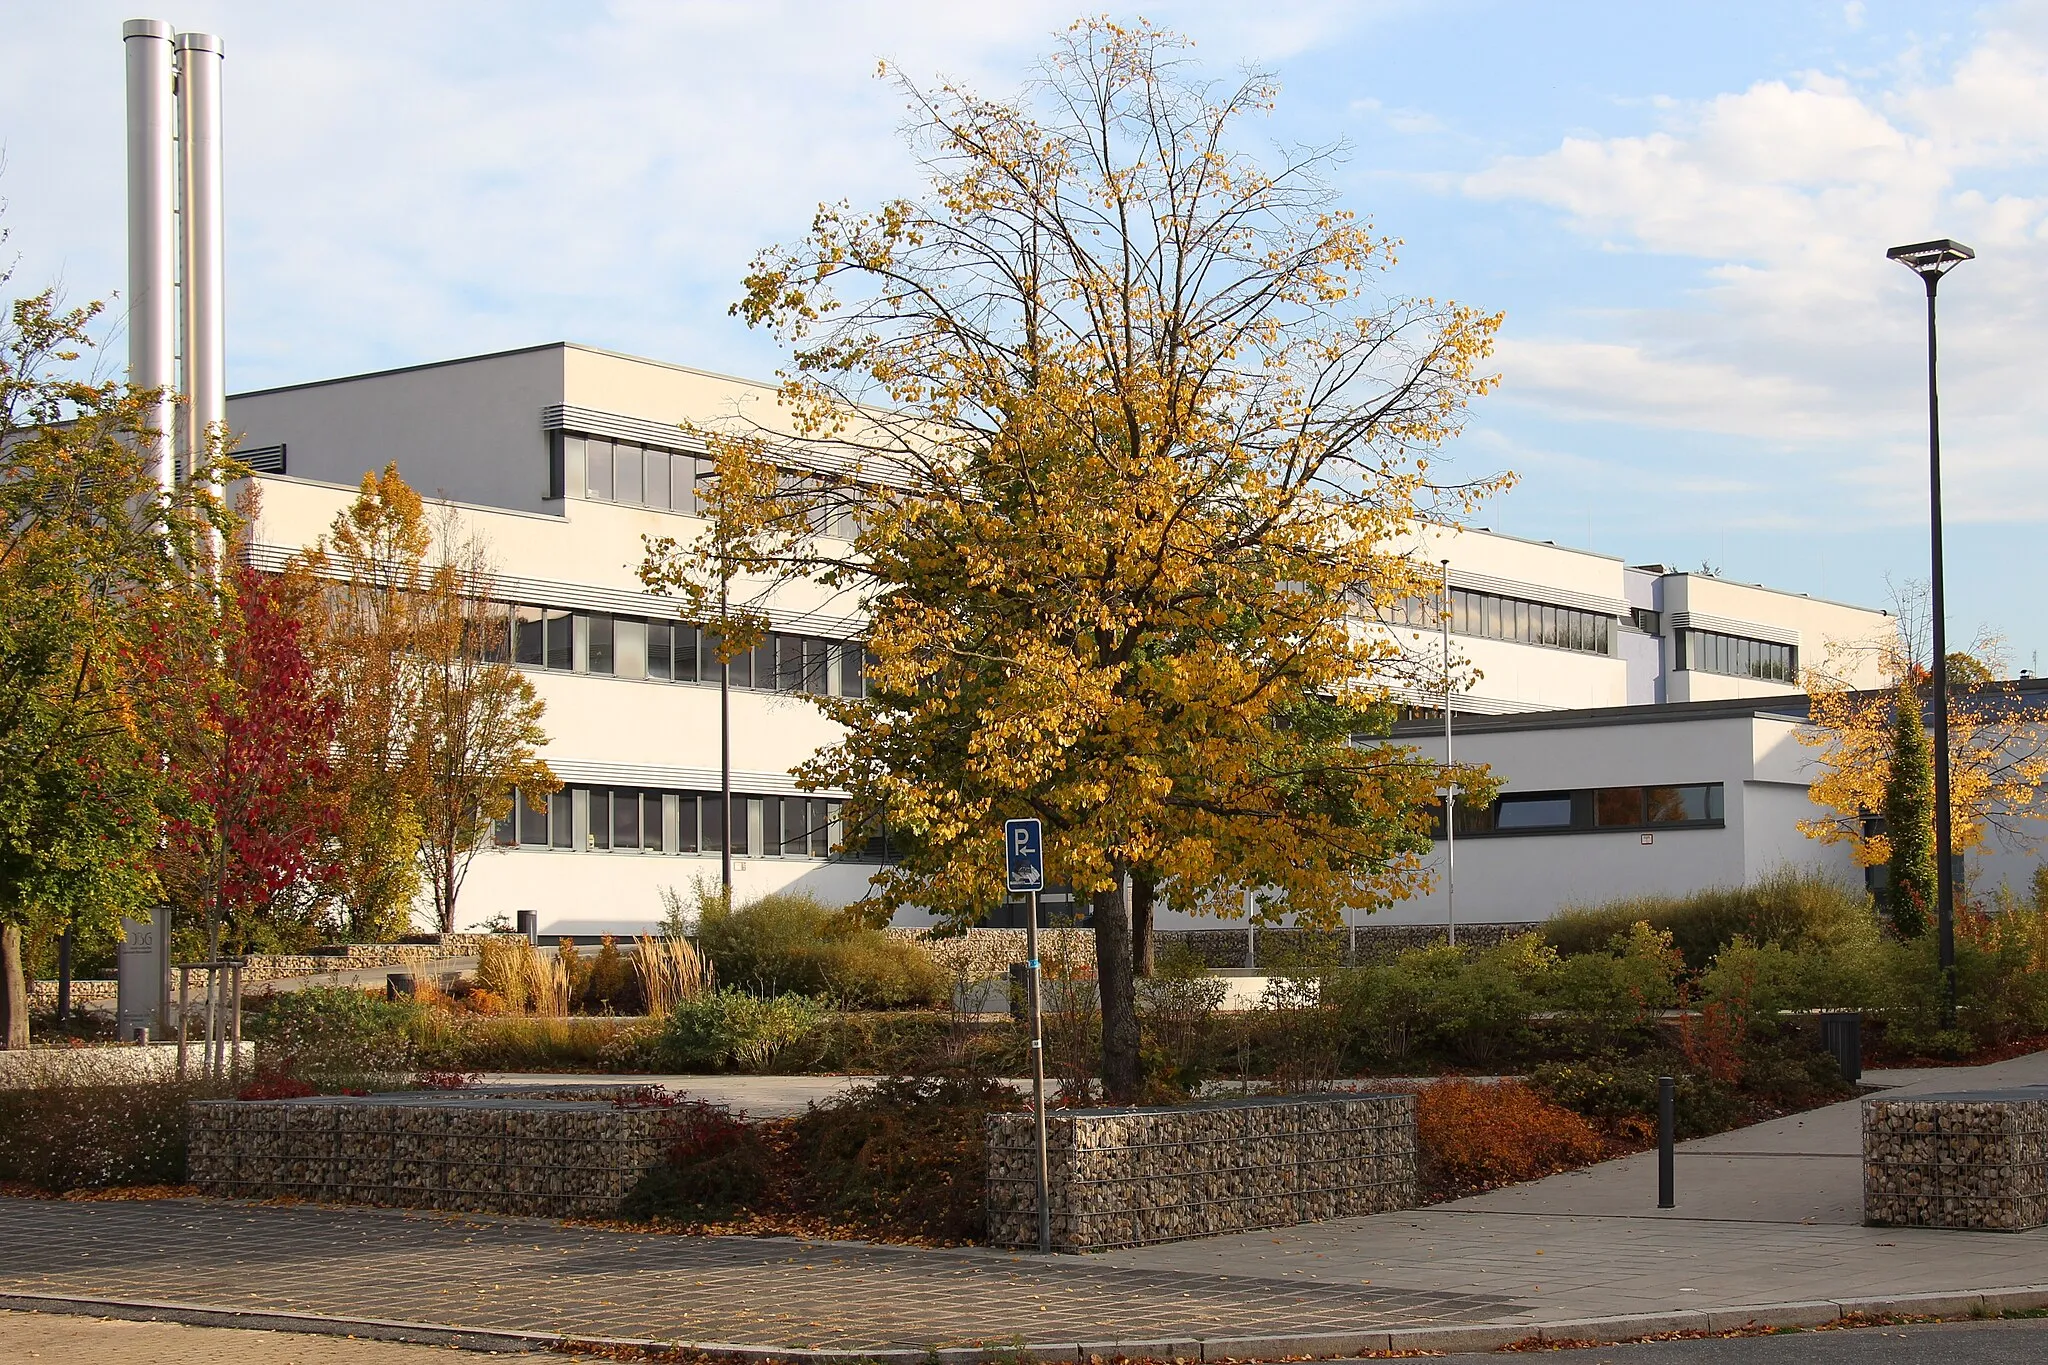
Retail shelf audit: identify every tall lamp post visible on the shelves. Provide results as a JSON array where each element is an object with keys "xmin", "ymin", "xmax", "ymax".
[
  {"xmin": 1441, "ymin": 558, "xmax": 1456, "ymax": 949},
  {"xmin": 1886, "ymin": 237, "xmax": 1973, "ymax": 1023}
]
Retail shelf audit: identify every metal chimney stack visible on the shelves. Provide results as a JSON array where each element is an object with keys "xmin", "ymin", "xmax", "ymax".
[{"xmin": 124, "ymin": 18, "xmax": 226, "ymax": 508}]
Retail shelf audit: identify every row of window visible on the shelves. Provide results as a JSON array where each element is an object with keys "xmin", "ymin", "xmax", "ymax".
[
  {"xmin": 494, "ymin": 785, "xmax": 896, "ymax": 861},
  {"xmin": 1676, "ymin": 628, "xmax": 1797, "ymax": 683},
  {"xmin": 479, "ymin": 603, "xmax": 871, "ymax": 697},
  {"xmin": 1438, "ymin": 782, "xmax": 1725, "ymax": 837},
  {"xmin": 553, "ymin": 432, "xmax": 859, "ymax": 538},
  {"xmin": 1390, "ymin": 587, "xmax": 1616, "ymax": 657},
  {"xmin": 553, "ymin": 433, "xmax": 708, "ymax": 515}
]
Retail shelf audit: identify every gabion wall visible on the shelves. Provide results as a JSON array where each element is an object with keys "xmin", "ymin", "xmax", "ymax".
[
  {"xmin": 987, "ymin": 1092, "xmax": 1416, "ymax": 1252},
  {"xmin": 1864, "ymin": 1090, "xmax": 2048, "ymax": 1232},
  {"xmin": 188, "ymin": 1093, "xmax": 666, "ymax": 1219}
]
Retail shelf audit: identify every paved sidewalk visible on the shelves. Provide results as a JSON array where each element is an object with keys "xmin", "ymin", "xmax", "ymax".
[
  {"xmin": 8, "ymin": 1051, "xmax": 2048, "ymax": 1359},
  {"xmin": 0, "ymin": 1200, "xmax": 1512, "ymax": 1353},
  {"xmin": 1101, "ymin": 1049, "xmax": 2048, "ymax": 1320}
]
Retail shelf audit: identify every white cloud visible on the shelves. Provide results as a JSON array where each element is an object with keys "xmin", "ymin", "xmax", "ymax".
[
  {"xmin": 0, "ymin": 0, "xmax": 1379, "ymax": 393},
  {"xmin": 1462, "ymin": 11, "xmax": 2048, "ymax": 527}
]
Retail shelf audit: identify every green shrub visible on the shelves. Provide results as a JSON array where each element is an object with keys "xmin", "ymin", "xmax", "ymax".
[
  {"xmin": 0, "ymin": 1081, "xmax": 228, "ymax": 1191},
  {"xmin": 697, "ymin": 891, "xmax": 945, "ymax": 1008},
  {"xmin": 1331, "ymin": 938, "xmax": 1551, "ymax": 1068},
  {"xmin": 1546, "ymin": 867, "xmax": 1879, "ymax": 970},
  {"xmin": 244, "ymin": 985, "xmax": 419, "ymax": 1088},
  {"xmin": 1541, "ymin": 921, "xmax": 1684, "ymax": 1054},
  {"xmin": 1529, "ymin": 1058, "xmax": 1740, "ymax": 1139},
  {"xmin": 409, "ymin": 1014, "xmax": 654, "ymax": 1073},
  {"xmin": 656, "ymin": 988, "xmax": 830, "ymax": 1071}
]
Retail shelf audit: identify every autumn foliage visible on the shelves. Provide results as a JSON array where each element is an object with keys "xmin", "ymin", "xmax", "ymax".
[
  {"xmin": 1414, "ymin": 1079, "xmax": 1606, "ymax": 1201},
  {"xmin": 159, "ymin": 517, "xmax": 343, "ymax": 955}
]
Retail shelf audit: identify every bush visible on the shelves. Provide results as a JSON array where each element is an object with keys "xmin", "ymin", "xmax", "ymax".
[
  {"xmin": 789, "ymin": 1076, "xmax": 1021, "ymax": 1241},
  {"xmin": 1541, "ymin": 922, "xmax": 1685, "ymax": 1054},
  {"xmin": 578, "ymin": 936, "xmax": 642, "ymax": 1014},
  {"xmin": 1415, "ymin": 1079, "xmax": 1604, "ymax": 1199},
  {"xmin": 408, "ymin": 1014, "xmax": 655, "ymax": 1073},
  {"xmin": 1329, "ymin": 935, "xmax": 1554, "ymax": 1068},
  {"xmin": 696, "ymin": 891, "xmax": 945, "ymax": 1008},
  {"xmin": 621, "ymin": 1099, "xmax": 778, "ymax": 1222},
  {"xmin": 0, "ymin": 1081, "xmax": 227, "ymax": 1191},
  {"xmin": 1546, "ymin": 867, "xmax": 1879, "ymax": 971},
  {"xmin": 656, "ymin": 988, "xmax": 830, "ymax": 1071},
  {"xmin": 1529, "ymin": 1058, "xmax": 1741, "ymax": 1139},
  {"xmin": 244, "ymin": 985, "xmax": 418, "ymax": 1089}
]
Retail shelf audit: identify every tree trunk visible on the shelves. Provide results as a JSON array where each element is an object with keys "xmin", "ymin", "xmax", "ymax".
[
  {"xmin": 1092, "ymin": 871, "xmax": 1142, "ymax": 1102},
  {"xmin": 1131, "ymin": 872, "xmax": 1157, "ymax": 979},
  {"xmin": 1, "ymin": 924, "xmax": 28, "ymax": 1050}
]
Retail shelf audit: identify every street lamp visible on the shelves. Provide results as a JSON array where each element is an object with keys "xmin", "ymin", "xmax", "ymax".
[
  {"xmin": 1441, "ymin": 558, "xmax": 1456, "ymax": 949},
  {"xmin": 1886, "ymin": 237, "xmax": 1973, "ymax": 1023}
]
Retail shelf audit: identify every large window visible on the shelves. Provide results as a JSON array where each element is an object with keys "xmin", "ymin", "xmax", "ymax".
[
  {"xmin": 495, "ymin": 785, "xmax": 857, "ymax": 860},
  {"xmin": 567, "ymin": 433, "xmax": 703, "ymax": 515},
  {"xmin": 1677, "ymin": 628, "xmax": 1796, "ymax": 683},
  {"xmin": 558, "ymin": 432, "xmax": 860, "ymax": 538},
  {"xmin": 1391, "ymin": 587, "xmax": 1615, "ymax": 656},
  {"xmin": 484, "ymin": 602, "xmax": 869, "ymax": 698},
  {"xmin": 1438, "ymin": 783, "xmax": 1724, "ymax": 837}
]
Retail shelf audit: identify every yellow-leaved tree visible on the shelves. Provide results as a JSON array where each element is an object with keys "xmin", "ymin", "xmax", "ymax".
[
  {"xmin": 300, "ymin": 466, "xmax": 557, "ymax": 938},
  {"xmin": 643, "ymin": 20, "xmax": 1506, "ymax": 1096},
  {"xmin": 1801, "ymin": 587, "xmax": 2048, "ymax": 934}
]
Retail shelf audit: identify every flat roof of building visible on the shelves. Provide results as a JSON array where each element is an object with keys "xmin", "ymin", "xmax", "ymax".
[
  {"xmin": 1391, "ymin": 676, "xmax": 2048, "ymax": 739},
  {"xmin": 227, "ymin": 340, "xmax": 779, "ymax": 403}
]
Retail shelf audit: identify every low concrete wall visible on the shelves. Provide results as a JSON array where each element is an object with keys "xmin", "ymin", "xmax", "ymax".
[
  {"xmin": 188, "ymin": 1092, "xmax": 668, "ymax": 1219},
  {"xmin": 0, "ymin": 1042, "xmax": 256, "ymax": 1090},
  {"xmin": 987, "ymin": 1091, "xmax": 1416, "ymax": 1252},
  {"xmin": 1865, "ymin": 1089, "xmax": 2048, "ymax": 1232}
]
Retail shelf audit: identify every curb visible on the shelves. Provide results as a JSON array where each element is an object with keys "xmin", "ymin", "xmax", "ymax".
[{"xmin": 8, "ymin": 1284, "xmax": 2048, "ymax": 1361}]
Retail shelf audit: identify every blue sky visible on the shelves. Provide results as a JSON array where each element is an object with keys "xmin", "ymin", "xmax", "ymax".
[{"xmin": 3, "ymin": 2, "xmax": 2043, "ymax": 663}]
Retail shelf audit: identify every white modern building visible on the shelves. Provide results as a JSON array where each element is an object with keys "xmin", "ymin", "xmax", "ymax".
[{"xmin": 226, "ymin": 342, "xmax": 1910, "ymax": 936}]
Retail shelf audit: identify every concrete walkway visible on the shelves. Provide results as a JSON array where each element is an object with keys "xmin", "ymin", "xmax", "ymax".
[
  {"xmin": 1100, "ymin": 1050, "xmax": 2048, "ymax": 1327},
  {"xmin": 7, "ymin": 1054, "xmax": 2048, "ymax": 1360}
]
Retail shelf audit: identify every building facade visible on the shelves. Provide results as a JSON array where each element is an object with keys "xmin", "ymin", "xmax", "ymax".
[{"xmin": 228, "ymin": 342, "xmax": 1905, "ymax": 936}]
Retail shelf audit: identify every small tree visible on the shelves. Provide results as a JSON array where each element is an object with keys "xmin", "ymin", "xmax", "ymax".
[
  {"xmin": 158, "ymin": 529, "xmax": 345, "ymax": 957},
  {"xmin": 1800, "ymin": 582, "xmax": 2048, "ymax": 926},
  {"xmin": 0, "ymin": 283, "xmax": 228, "ymax": 1045},
  {"xmin": 645, "ymin": 21, "xmax": 1503, "ymax": 1097},
  {"xmin": 411, "ymin": 514, "xmax": 556, "ymax": 934},
  {"xmin": 1882, "ymin": 680, "xmax": 1937, "ymax": 937},
  {"xmin": 302, "ymin": 467, "xmax": 555, "ymax": 938},
  {"xmin": 302, "ymin": 465, "xmax": 434, "ymax": 940}
]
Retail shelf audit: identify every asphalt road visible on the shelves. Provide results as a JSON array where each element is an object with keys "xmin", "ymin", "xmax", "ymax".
[
  {"xmin": 10, "ymin": 1310, "xmax": 2048, "ymax": 1363},
  {"xmin": 1440, "ymin": 1317, "xmax": 2048, "ymax": 1362}
]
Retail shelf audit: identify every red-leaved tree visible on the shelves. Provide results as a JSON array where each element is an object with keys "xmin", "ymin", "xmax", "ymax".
[{"xmin": 160, "ymin": 509, "xmax": 343, "ymax": 957}]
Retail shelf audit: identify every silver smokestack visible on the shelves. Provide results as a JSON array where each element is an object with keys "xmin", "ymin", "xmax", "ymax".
[
  {"xmin": 123, "ymin": 18, "xmax": 177, "ymax": 498},
  {"xmin": 173, "ymin": 31, "xmax": 225, "ymax": 491}
]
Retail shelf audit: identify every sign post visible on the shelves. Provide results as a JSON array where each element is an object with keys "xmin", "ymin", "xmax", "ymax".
[{"xmin": 1005, "ymin": 817, "xmax": 1050, "ymax": 1254}]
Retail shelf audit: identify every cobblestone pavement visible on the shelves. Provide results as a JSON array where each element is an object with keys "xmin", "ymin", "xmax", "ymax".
[
  {"xmin": 0, "ymin": 1309, "xmax": 478, "ymax": 1364},
  {"xmin": 0, "ymin": 1199, "xmax": 1517, "ymax": 1352}
]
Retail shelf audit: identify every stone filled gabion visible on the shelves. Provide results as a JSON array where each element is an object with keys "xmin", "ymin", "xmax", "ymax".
[
  {"xmin": 188, "ymin": 1093, "xmax": 668, "ymax": 1219},
  {"xmin": 1863, "ymin": 1090, "xmax": 2048, "ymax": 1233},
  {"xmin": 986, "ymin": 1092, "xmax": 1417, "ymax": 1252}
]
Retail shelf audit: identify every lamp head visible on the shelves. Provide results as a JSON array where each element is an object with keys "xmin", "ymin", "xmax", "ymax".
[{"xmin": 1888, "ymin": 238, "xmax": 1975, "ymax": 288}]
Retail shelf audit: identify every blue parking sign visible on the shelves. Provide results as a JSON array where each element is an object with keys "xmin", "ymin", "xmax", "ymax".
[{"xmin": 1004, "ymin": 818, "xmax": 1044, "ymax": 892}]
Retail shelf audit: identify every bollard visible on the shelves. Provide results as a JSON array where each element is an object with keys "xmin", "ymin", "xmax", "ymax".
[{"xmin": 1657, "ymin": 1075, "xmax": 1676, "ymax": 1209}]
